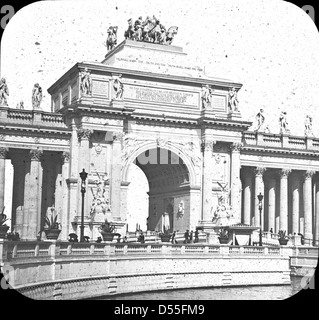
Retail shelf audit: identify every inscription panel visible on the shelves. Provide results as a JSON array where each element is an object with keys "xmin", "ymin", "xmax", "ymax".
[
  {"xmin": 92, "ymin": 80, "xmax": 109, "ymax": 97},
  {"xmin": 211, "ymin": 94, "xmax": 226, "ymax": 112},
  {"xmin": 125, "ymin": 85, "xmax": 199, "ymax": 108}
]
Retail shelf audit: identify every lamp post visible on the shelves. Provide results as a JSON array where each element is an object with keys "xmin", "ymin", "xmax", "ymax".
[
  {"xmin": 79, "ymin": 168, "xmax": 88, "ymax": 242},
  {"xmin": 257, "ymin": 192, "xmax": 264, "ymax": 246}
]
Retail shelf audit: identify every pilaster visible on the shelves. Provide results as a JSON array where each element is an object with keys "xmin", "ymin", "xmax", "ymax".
[
  {"xmin": 254, "ymin": 166, "xmax": 266, "ymax": 227},
  {"xmin": 243, "ymin": 169, "xmax": 252, "ymax": 225},
  {"xmin": 291, "ymin": 173, "xmax": 300, "ymax": 235},
  {"xmin": 303, "ymin": 170, "xmax": 314, "ymax": 241},
  {"xmin": 268, "ymin": 177, "xmax": 276, "ymax": 233},
  {"xmin": 0, "ymin": 147, "xmax": 9, "ymax": 212}
]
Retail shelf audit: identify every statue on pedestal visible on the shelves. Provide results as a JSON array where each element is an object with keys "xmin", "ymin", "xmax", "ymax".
[
  {"xmin": 32, "ymin": 83, "xmax": 42, "ymax": 110},
  {"xmin": 255, "ymin": 108, "xmax": 270, "ymax": 132},
  {"xmin": 304, "ymin": 114, "xmax": 313, "ymax": 136},
  {"xmin": 228, "ymin": 87, "xmax": 239, "ymax": 112},
  {"xmin": 80, "ymin": 68, "xmax": 92, "ymax": 96},
  {"xmin": 0, "ymin": 78, "xmax": 9, "ymax": 106},
  {"xmin": 279, "ymin": 111, "xmax": 289, "ymax": 134}
]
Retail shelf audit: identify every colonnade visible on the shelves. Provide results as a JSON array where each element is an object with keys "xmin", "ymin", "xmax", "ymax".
[{"xmin": 241, "ymin": 166, "xmax": 319, "ymax": 243}]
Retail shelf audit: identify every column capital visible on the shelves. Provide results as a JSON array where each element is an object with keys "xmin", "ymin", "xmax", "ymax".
[
  {"xmin": 230, "ymin": 142, "xmax": 243, "ymax": 152},
  {"xmin": 304, "ymin": 170, "xmax": 315, "ymax": 180},
  {"xmin": 30, "ymin": 149, "xmax": 43, "ymax": 161},
  {"xmin": 280, "ymin": 168, "xmax": 291, "ymax": 178},
  {"xmin": 0, "ymin": 147, "xmax": 9, "ymax": 159},
  {"xmin": 62, "ymin": 151, "xmax": 70, "ymax": 164},
  {"xmin": 201, "ymin": 139, "xmax": 216, "ymax": 153},
  {"xmin": 112, "ymin": 131, "xmax": 124, "ymax": 142},
  {"xmin": 255, "ymin": 166, "xmax": 266, "ymax": 177},
  {"xmin": 77, "ymin": 128, "xmax": 93, "ymax": 141}
]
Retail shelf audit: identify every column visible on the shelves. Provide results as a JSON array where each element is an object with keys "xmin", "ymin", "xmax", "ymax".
[
  {"xmin": 268, "ymin": 176, "xmax": 276, "ymax": 232},
  {"xmin": 243, "ymin": 170, "xmax": 252, "ymax": 225},
  {"xmin": 315, "ymin": 173, "xmax": 319, "ymax": 245},
  {"xmin": 11, "ymin": 154, "xmax": 26, "ymax": 235},
  {"xmin": 291, "ymin": 174, "xmax": 300, "ymax": 235},
  {"xmin": 0, "ymin": 147, "xmax": 9, "ymax": 212},
  {"xmin": 303, "ymin": 170, "xmax": 314, "ymax": 241},
  {"xmin": 61, "ymin": 152, "xmax": 70, "ymax": 240},
  {"xmin": 111, "ymin": 131, "xmax": 123, "ymax": 219},
  {"xmin": 23, "ymin": 149, "xmax": 43, "ymax": 240},
  {"xmin": 230, "ymin": 142, "xmax": 242, "ymax": 223},
  {"xmin": 201, "ymin": 139, "xmax": 215, "ymax": 221},
  {"xmin": 279, "ymin": 168, "xmax": 291, "ymax": 232},
  {"xmin": 254, "ymin": 166, "xmax": 266, "ymax": 227}
]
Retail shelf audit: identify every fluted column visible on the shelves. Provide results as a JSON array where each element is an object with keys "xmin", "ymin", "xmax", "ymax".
[
  {"xmin": 0, "ymin": 147, "xmax": 9, "ymax": 212},
  {"xmin": 23, "ymin": 149, "xmax": 43, "ymax": 240},
  {"xmin": 230, "ymin": 143, "xmax": 242, "ymax": 223},
  {"xmin": 201, "ymin": 139, "xmax": 215, "ymax": 221},
  {"xmin": 315, "ymin": 173, "xmax": 319, "ymax": 245},
  {"xmin": 279, "ymin": 168, "xmax": 291, "ymax": 233},
  {"xmin": 60, "ymin": 152, "xmax": 70, "ymax": 240},
  {"xmin": 111, "ymin": 132, "xmax": 123, "ymax": 219},
  {"xmin": 304, "ymin": 170, "xmax": 314, "ymax": 241},
  {"xmin": 268, "ymin": 177, "xmax": 276, "ymax": 232},
  {"xmin": 243, "ymin": 170, "xmax": 252, "ymax": 225},
  {"xmin": 254, "ymin": 167, "xmax": 266, "ymax": 227},
  {"xmin": 291, "ymin": 174, "xmax": 300, "ymax": 235}
]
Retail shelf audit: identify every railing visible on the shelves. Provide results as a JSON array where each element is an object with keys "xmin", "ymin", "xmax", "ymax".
[
  {"xmin": 243, "ymin": 131, "xmax": 319, "ymax": 151},
  {"xmin": 1, "ymin": 240, "xmax": 302, "ymax": 261}
]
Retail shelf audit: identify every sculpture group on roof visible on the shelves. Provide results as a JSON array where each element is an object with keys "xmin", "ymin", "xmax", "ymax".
[{"xmin": 124, "ymin": 15, "xmax": 178, "ymax": 45}]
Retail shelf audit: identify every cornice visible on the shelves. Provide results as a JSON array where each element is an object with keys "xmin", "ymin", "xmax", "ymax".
[{"xmin": 241, "ymin": 145, "xmax": 319, "ymax": 157}]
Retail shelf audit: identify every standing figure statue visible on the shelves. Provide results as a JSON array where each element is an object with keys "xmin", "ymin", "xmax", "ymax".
[
  {"xmin": 106, "ymin": 26, "xmax": 118, "ymax": 51},
  {"xmin": 255, "ymin": 108, "xmax": 270, "ymax": 132},
  {"xmin": 0, "ymin": 78, "xmax": 9, "ymax": 106},
  {"xmin": 279, "ymin": 111, "xmax": 289, "ymax": 134},
  {"xmin": 228, "ymin": 87, "xmax": 239, "ymax": 112},
  {"xmin": 124, "ymin": 19, "xmax": 135, "ymax": 40},
  {"xmin": 134, "ymin": 16, "xmax": 144, "ymax": 41},
  {"xmin": 201, "ymin": 84, "xmax": 212, "ymax": 109},
  {"xmin": 304, "ymin": 114, "xmax": 313, "ymax": 136},
  {"xmin": 112, "ymin": 76, "xmax": 123, "ymax": 99},
  {"xmin": 80, "ymin": 67, "xmax": 92, "ymax": 96},
  {"xmin": 16, "ymin": 101, "xmax": 24, "ymax": 110},
  {"xmin": 32, "ymin": 83, "xmax": 42, "ymax": 110}
]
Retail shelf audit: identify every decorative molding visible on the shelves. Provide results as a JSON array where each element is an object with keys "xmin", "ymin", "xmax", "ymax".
[
  {"xmin": 0, "ymin": 134, "xmax": 6, "ymax": 141},
  {"xmin": 0, "ymin": 147, "xmax": 9, "ymax": 159},
  {"xmin": 201, "ymin": 139, "xmax": 215, "ymax": 153},
  {"xmin": 95, "ymin": 144, "xmax": 103, "ymax": 155},
  {"xmin": 30, "ymin": 149, "xmax": 43, "ymax": 161}
]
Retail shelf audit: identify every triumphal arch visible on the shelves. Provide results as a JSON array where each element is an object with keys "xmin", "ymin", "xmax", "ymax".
[{"xmin": 1, "ymin": 32, "xmax": 319, "ymax": 243}]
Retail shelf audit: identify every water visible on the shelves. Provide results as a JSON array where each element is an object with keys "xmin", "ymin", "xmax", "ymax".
[{"xmin": 100, "ymin": 276, "xmax": 303, "ymax": 300}]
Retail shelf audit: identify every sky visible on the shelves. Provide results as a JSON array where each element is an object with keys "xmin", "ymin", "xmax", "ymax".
[{"xmin": 1, "ymin": 0, "xmax": 319, "ymax": 136}]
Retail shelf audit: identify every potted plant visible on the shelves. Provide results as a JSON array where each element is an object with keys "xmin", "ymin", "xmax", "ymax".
[
  {"xmin": 43, "ymin": 210, "xmax": 61, "ymax": 240},
  {"xmin": 218, "ymin": 228, "xmax": 229, "ymax": 244},
  {"xmin": 0, "ymin": 207, "xmax": 10, "ymax": 239},
  {"xmin": 99, "ymin": 219, "xmax": 119, "ymax": 242},
  {"xmin": 278, "ymin": 230, "xmax": 289, "ymax": 245},
  {"xmin": 159, "ymin": 229, "xmax": 171, "ymax": 242}
]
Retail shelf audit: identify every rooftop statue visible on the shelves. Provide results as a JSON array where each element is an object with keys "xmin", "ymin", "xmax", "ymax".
[
  {"xmin": 106, "ymin": 26, "xmax": 118, "ymax": 51},
  {"xmin": 32, "ymin": 83, "xmax": 42, "ymax": 110},
  {"xmin": 201, "ymin": 84, "xmax": 213, "ymax": 109},
  {"xmin": 304, "ymin": 114, "xmax": 314, "ymax": 136},
  {"xmin": 0, "ymin": 78, "xmax": 9, "ymax": 106},
  {"xmin": 16, "ymin": 101, "xmax": 24, "ymax": 110},
  {"xmin": 255, "ymin": 108, "xmax": 270, "ymax": 133},
  {"xmin": 279, "ymin": 111, "xmax": 290, "ymax": 134},
  {"xmin": 124, "ymin": 15, "xmax": 178, "ymax": 45}
]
